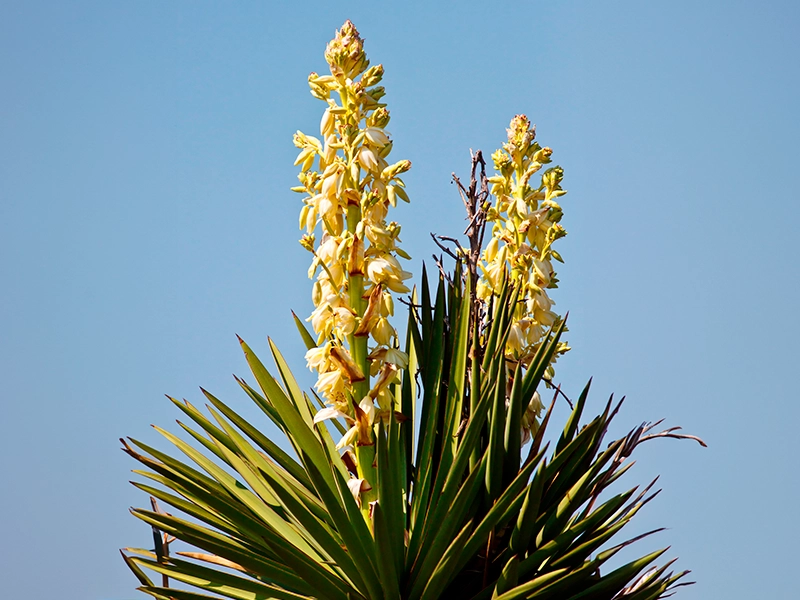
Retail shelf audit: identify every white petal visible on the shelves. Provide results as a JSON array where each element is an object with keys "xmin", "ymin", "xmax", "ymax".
[
  {"xmin": 358, "ymin": 397, "xmax": 376, "ymax": 423},
  {"xmin": 336, "ymin": 426, "xmax": 359, "ymax": 450},
  {"xmin": 364, "ymin": 127, "xmax": 390, "ymax": 146},
  {"xmin": 313, "ymin": 406, "xmax": 347, "ymax": 424},
  {"xmin": 359, "ymin": 146, "xmax": 379, "ymax": 172},
  {"xmin": 347, "ymin": 478, "xmax": 371, "ymax": 507}
]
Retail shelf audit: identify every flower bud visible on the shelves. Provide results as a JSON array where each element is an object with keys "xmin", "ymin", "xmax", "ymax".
[
  {"xmin": 312, "ymin": 281, "xmax": 322, "ymax": 306},
  {"xmin": 358, "ymin": 146, "xmax": 379, "ymax": 172},
  {"xmin": 541, "ymin": 166, "xmax": 564, "ymax": 195},
  {"xmin": 392, "ymin": 184, "xmax": 409, "ymax": 203},
  {"xmin": 360, "ymin": 64, "xmax": 384, "ymax": 87},
  {"xmin": 380, "ymin": 291, "xmax": 394, "ymax": 317},
  {"xmin": 320, "ymin": 108, "xmax": 336, "ymax": 137},
  {"xmin": 367, "ymin": 86, "xmax": 386, "ymax": 102},
  {"xmin": 532, "ymin": 146, "xmax": 553, "ymax": 164},
  {"xmin": 377, "ymin": 140, "xmax": 393, "ymax": 159},
  {"xmin": 380, "ymin": 159, "xmax": 411, "ymax": 181},
  {"xmin": 492, "ymin": 149, "xmax": 512, "ymax": 172},
  {"xmin": 299, "ymin": 233, "xmax": 316, "ymax": 252},
  {"xmin": 325, "ymin": 21, "xmax": 367, "ymax": 79},
  {"xmin": 506, "ymin": 114, "xmax": 535, "ymax": 151},
  {"xmin": 308, "ymin": 73, "xmax": 330, "ymax": 100},
  {"xmin": 485, "ymin": 237, "xmax": 499, "ymax": 262},
  {"xmin": 369, "ymin": 107, "xmax": 391, "ymax": 128}
]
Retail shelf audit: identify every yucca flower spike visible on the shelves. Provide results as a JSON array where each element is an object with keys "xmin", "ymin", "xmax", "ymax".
[
  {"xmin": 292, "ymin": 20, "xmax": 412, "ymax": 509},
  {"xmin": 481, "ymin": 116, "xmax": 570, "ymax": 384}
]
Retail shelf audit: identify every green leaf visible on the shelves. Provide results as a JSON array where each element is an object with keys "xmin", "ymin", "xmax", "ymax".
[
  {"xmin": 508, "ymin": 453, "xmax": 547, "ymax": 555},
  {"xmin": 131, "ymin": 554, "xmax": 319, "ymax": 600},
  {"xmin": 555, "ymin": 378, "xmax": 591, "ymax": 455},
  {"xmin": 210, "ymin": 409, "xmax": 372, "ymax": 593},
  {"xmin": 201, "ymin": 387, "xmax": 314, "ymax": 490},
  {"xmin": 502, "ymin": 365, "xmax": 524, "ymax": 486},
  {"xmin": 138, "ymin": 588, "xmax": 260, "ymax": 600},
  {"xmin": 129, "ymin": 511, "xmax": 323, "ymax": 594},
  {"xmin": 302, "ymin": 458, "xmax": 384, "ymax": 600},
  {"xmin": 269, "ymin": 338, "xmax": 316, "ymax": 427},
  {"xmin": 409, "ymin": 274, "xmax": 447, "ymax": 542},
  {"xmin": 491, "ymin": 567, "xmax": 571, "ymax": 600},
  {"xmin": 493, "ymin": 556, "xmax": 519, "ymax": 598},
  {"xmin": 443, "ymin": 271, "xmax": 472, "ymax": 457},
  {"xmin": 120, "ymin": 549, "xmax": 156, "ymax": 587},
  {"xmin": 411, "ymin": 461, "xmax": 486, "ymax": 599},
  {"xmin": 376, "ymin": 419, "xmax": 405, "ymax": 577},
  {"xmin": 435, "ymin": 447, "xmax": 544, "ymax": 588},
  {"xmin": 238, "ymin": 338, "xmax": 339, "ymax": 493},
  {"xmin": 519, "ymin": 317, "xmax": 567, "ymax": 401},
  {"xmin": 292, "ymin": 310, "xmax": 317, "ymax": 351},
  {"xmin": 372, "ymin": 502, "xmax": 402, "ymax": 600},
  {"xmin": 566, "ymin": 548, "xmax": 669, "ymax": 600},
  {"xmin": 485, "ymin": 360, "xmax": 508, "ymax": 503}
]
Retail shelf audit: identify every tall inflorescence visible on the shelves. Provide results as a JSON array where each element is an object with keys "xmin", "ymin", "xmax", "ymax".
[
  {"xmin": 292, "ymin": 21, "xmax": 411, "ymax": 458},
  {"xmin": 479, "ymin": 115, "xmax": 571, "ymax": 441}
]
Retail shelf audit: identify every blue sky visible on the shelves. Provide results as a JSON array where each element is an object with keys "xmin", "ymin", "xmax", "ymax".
[{"xmin": 1, "ymin": 1, "xmax": 798, "ymax": 597}]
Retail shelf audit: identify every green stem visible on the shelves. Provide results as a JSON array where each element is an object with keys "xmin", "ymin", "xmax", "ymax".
[
  {"xmin": 344, "ymin": 166, "xmax": 376, "ymax": 523},
  {"xmin": 355, "ymin": 443, "xmax": 377, "ymax": 525},
  {"xmin": 346, "ymin": 203, "xmax": 370, "ymax": 401}
]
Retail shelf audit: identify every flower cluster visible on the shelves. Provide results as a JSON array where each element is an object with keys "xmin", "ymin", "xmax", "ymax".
[
  {"xmin": 479, "ymin": 115, "xmax": 571, "ymax": 440},
  {"xmin": 292, "ymin": 21, "xmax": 411, "ymax": 451}
]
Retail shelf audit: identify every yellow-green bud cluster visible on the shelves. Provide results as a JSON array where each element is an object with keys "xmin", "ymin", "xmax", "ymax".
[
  {"xmin": 292, "ymin": 21, "xmax": 411, "ymax": 441},
  {"xmin": 479, "ymin": 115, "xmax": 571, "ymax": 436}
]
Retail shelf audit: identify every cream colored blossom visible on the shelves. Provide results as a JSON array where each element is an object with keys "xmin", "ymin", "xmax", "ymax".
[
  {"xmin": 479, "ymin": 115, "xmax": 570, "ymax": 434},
  {"xmin": 365, "ymin": 256, "xmax": 412, "ymax": 293},
  {"xmin": 521, "ymin": 391, "xmax": 544, "ymax": 445},
  {"xmin": 346, "ymin": 478, "xmax": 370, "ymax": 507},
  {"xmin": 371, "ymin": 317, "xmax": 394, "ymax": 346},
  {"xmin": 292, "ymin": 21, "xmax": 412, "ymax": 453}
]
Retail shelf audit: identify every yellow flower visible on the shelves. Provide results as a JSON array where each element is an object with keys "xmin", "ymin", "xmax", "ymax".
[
  {"xmin": 368, "ymin": 346, "xmax": 409, "ymax": 370},
  {"xmin": 364, "ymin": 127, "xmax": 390, "ymax": 146},
  {"xmin": 315, "ymin": 368, "xmax": 347, "ymax": 405},
  {"xmin": 296, "ymin": 22, "xmax": 413, "ymax": 460},
  {"xmin": 507, "ymin": 322, "xmax": 525, "ymax": 356},
  {"xmin": 371, "ymin": 317, "xmax": 395, "ymax": 346},
  {"xmin": 305, "ymin": 343, "xmax": 330, "ymax": 372},
  {"xmin": 521, "ymin": 391, "xmax": 544, "ymax": 445},
  {"xmin": 358, "ymin": 146, "xmax": 379, "ymax": 172},
  {"xmin": 320, "ymin": 108, "xmax": 335, "ymax": 137},
  {"xmin": 333, "ymin": 306, "xmax": 357, "ymax": 336},
  {"xmin": 365, "ymin": 256, "xmax": 411, "ymax": 293},
  {"xmin": 477, "ymin": 115, "xmax": 570, "ymax": 428},
  {"xmin": 314, "ymin": 397, "xmax": 376, "ymax": 450}
]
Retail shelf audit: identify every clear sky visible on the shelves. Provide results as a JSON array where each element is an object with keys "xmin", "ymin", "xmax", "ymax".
[{"xmin": 1, "ymin": 1, "xmax": 798, "ymax": 598}]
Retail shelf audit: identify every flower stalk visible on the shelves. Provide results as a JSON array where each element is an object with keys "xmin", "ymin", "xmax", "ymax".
[
  {"xmin": 294, "ymin": 20, "xmax": 411, "ymax": 516},
  {"xmin": 477, "ymin": 115, "xmax": 571, "ymax": 439}
]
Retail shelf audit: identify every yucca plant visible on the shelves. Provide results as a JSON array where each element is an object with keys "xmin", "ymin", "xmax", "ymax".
[{"xmin": 121, "ymin": 21, "xmax": 703, "ymax": 600}]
